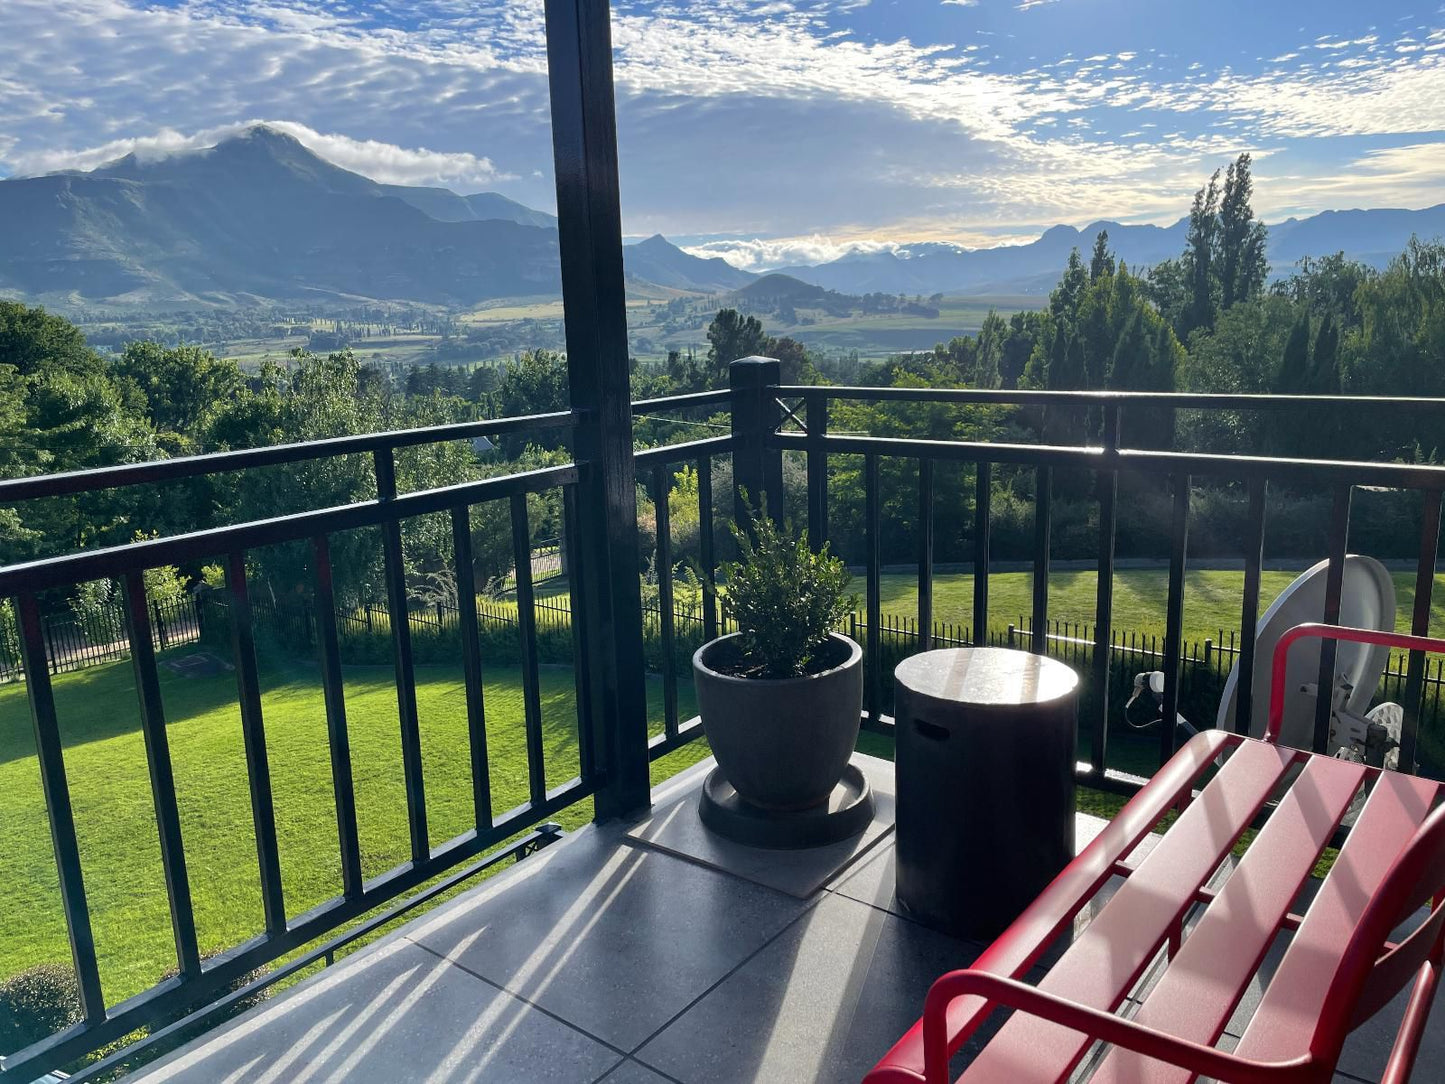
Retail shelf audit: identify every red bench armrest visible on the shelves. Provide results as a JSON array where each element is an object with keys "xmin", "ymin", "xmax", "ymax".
[{"xmin": 922, "ymin": 970, "xmax": 1318, "ymax": 1084}]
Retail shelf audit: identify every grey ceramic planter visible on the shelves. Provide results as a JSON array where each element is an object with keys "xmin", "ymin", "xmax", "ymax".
[{"xmin": 692, "ymin": 632, "xmax": 864, "ymax": 811}]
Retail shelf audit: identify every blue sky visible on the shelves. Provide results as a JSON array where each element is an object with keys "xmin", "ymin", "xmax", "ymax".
[{"xmin": 2, "ymin": 0, "xmax": 1441, "ymax": 269}]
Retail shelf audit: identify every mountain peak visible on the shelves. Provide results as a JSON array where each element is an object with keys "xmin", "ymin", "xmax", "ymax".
[{"xmin": 215, "ymin": 125, "xmax": 323, "ymax": 165}]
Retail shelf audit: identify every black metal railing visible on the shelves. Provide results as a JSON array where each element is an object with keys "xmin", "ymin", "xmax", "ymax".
[
  {"xmin": 0, "ymin": 385, "xmax": 737, "ymax": 1080},
  {"xmin": 7, "ymin": 368, "xmax": 1445, "ymax": 1077},
  {"xmin": 746, "ymin": 372, "xmax": 1445, "ymax": 795},
  {"xmin": 0, "ymin": 421, "xmax": 595, "ymax": 1078}
]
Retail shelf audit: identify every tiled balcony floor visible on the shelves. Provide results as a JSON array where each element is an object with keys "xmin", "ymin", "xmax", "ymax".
[{"xmin": 131, "ymin": 756, "xmax": 1442, "ymax": 1084}]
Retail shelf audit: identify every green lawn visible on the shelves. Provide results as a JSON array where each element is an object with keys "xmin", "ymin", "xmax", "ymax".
[
  {"xmin": 9, "ymin": 561, "xmax": 1440, "ymax": 1014},
  {"xmin": 0, "ymin": 652, "xmax": 702, "ymax": 1004},
  {"xmin": 874, "ymin": 567, "xmax": 1445, "ymax": 645}
]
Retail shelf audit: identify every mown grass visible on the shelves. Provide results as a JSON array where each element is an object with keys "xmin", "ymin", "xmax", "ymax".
[
  {"xmin": 874, "ymin": 567, "xmax": 1445, "ymax": 644},
  {"xmin": 0, "ymin": 651, "xmax": 702, "ymax": 1003},
  {"xmin": 9, "ymin": 560, "xmax": 1434, "ymax": 1011}
]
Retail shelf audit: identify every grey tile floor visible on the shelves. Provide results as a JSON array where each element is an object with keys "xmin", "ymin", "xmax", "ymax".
[{"xmin": 130, "ymin": 758, "xmax": 1442, "ymax": 1084}]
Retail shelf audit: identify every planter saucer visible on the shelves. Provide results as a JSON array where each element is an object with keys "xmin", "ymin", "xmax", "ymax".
[{"xmin": 698, "ymin": 763, "xmax": 875, "ymax": 850}]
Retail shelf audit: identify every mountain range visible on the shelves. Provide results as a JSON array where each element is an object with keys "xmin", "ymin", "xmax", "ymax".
[
  {"xmin": 1, "ymin": 124, "xmax": 1441, "ymax": 308},
  {"xmin": 774, "ymin": 206, "xmax": 1445, "ymax": 296}
]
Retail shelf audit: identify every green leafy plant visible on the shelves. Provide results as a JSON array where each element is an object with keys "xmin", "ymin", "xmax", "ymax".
[
  {"xmin": 0, "ymin": 963, "xmax": 79, "ymax": 1057},
  {"xmin": 720, "ymin": 509, "xmax": 855, "ymax": 678}
]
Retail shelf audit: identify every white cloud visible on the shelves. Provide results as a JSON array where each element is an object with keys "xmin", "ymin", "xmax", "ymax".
[
  {"xmin": 9, "ymin": 121, "xmax": 512, "ymax": 190},
  {"xmin": 0, "ymin": 0, "xmax": 1441, "ymax": 245},
  {"xmin": 264, "ymin": 123, "xmax": 513, "ymax": 188},
  {"xmin": 1254, "ymin": 141, "xmax": 1445, "ymax": 217},
  {"xmin": 681, "ymin": 236, "xmax": 900, "ymax": 271}
]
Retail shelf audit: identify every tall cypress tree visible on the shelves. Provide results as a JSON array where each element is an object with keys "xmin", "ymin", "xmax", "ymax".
[
  {"xmin": 1181, "ymin": 171, "xmax": 1221, "ymax": 338},
  {"xmin": 1311, "ymin": 312, "xmax": 1341, "ymax": 395},
  {"xmin": 1217, "ymin": 154, "xmax": 1269, "ymax": 309},
  {"xmin": 1089, "ymin": 230, "xmax": 1115, "ymax": 282},
  {"xmin": 1275, "ymin": 311, "xmax": 1312, "ymax": 394}
]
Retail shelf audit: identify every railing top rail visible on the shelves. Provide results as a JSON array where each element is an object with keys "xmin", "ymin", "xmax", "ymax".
[
  {"xmin": 630, "ymin": 389, "xmax": 732, "ymax": 412},
  {"xmin": 0, "ymin": 463, "xmax": 577, "ymax": 595},
  {"xmin": 634, "ymin": 435, "xmax": 733, "ymax": 468},
  {"xmin": 772, "ymin": 385, "xmax": 1445, "ymax": 411},
  {"xmin": 1, "ymin": 391, "xmax": 733, "ymax": 505},
  {"xmin": 770, "ymin": 431, "xmax": 1445, "ymax": 489},
  {"xmin": 0, "ymin": 409, "xmax": 575, "ymax": 503}
]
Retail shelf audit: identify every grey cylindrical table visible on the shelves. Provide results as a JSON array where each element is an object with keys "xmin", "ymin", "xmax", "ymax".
[{"xmin": 893, "ymin": 647, "xmax": 1079, "ymax": 940}]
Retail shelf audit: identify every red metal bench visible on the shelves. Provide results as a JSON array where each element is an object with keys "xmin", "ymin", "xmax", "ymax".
[{"xmin": 866, "ymin": 624, "xmax": 1445, "ymax": 1084}]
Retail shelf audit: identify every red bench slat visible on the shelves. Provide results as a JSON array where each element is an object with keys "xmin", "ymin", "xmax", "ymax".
[
  {"xmin": 1089, "ymin": 753, "xmax": 1369, "ymax": 1084},
  {"xmin": 955, "ymin": 738, "xmax": 1297, "ymax": 1083},
  {"xmin": 1231, "ymin": 770, "xmax": 1440, "ymax": 1067},
  {"xmin": 864, "ymin": 730, "xmax": 1237, "ymax": 1084}
]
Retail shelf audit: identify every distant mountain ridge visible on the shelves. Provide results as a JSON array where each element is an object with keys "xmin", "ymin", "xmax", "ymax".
[
  {"xmin": 0, "ymin": 126, "xmax": 735, "ymax": 306},
  {"xmin": 381, "ymin": 186, "xmax": 558, "ymax": 229},
  {"xmin": 625, "ymin": 234, "xmax": 755, "ymax": 292},
  {"xmin": 773, "ymin": 206, "xmax": 1445, "ymax": 296},
  {"xmin": 0, "ymin": 127, "xmax": 564, "ymax": 306},
  {"xmin": 1, "ymin": 124, "xmax": 1441, "ymax": 307}
]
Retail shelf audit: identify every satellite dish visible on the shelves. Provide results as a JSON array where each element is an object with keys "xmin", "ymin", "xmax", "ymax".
[{"xmin": 1216, "ymin": 555, "xmax": 1396, "ymax": 750}]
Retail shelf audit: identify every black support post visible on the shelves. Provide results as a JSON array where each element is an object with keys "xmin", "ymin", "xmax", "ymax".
[
  {"xmin": 545, "ymin": 0, "xmax": 652, "ymax": 820},
  {"xmin": 729, "ymin": 356, "xmax": 784, "ymax": 527},
  {"xmin": 806, "ymin": 389, "xmax": 829, "ymax": 549}
]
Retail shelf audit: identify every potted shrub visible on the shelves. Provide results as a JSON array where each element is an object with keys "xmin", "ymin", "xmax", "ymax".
[{"xmin": 693, "ymin": 511, "xmax": 862, "ymax": 811}]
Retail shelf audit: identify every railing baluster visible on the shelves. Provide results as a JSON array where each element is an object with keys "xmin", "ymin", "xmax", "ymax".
[
  {"xmin": 1091, "ymin": 405, "xmax": 1119, "ymax": 773},
  {"xmin": 511, "ymin": 493, "xmax": 546, "ymax": 806},
  {"xmin": 563, "ymin": 483, "xmax": 596, "ymax": 781},
  {"xmin": 310, "ymin": 535, "xmax": 363, "ymax": 899},
  {"xmin": 865, "ymin": 453, "xmax": 882, "ymax": 722},
  {"xmin": 225, "ymin": 551, "xmax": 286, "ymax": 936},
  {"xmin": 973, "ymin": 462, "xmax": 991, "ymax": 646},
  {"xmin": 1031, "ymin": 466, "xmax": 1052, "ymax": 655},
  {"xmin": 122, "ymin": 570, "xmax": 200, "ymax": 977},
  {"xmin": 1314, "ymin": 485, "xmax": 1353, "ymax": 753},
  {"xmin": 1235, "ymin": 479, "xmax": 1268, "ymax": 735},
  {"xmin": 807, "ymin": 389, "xmax": 829, "ymax": 550},
  {"xmin": 373, "ymin": 448, "xmax": 429, "ymax": 862},
  {"xmin": 697, "ymin": 455, "xmax": 718, "ymax": 642},
  {"xmin": 450, "ymin": 507, "xmax": 493, "ymax": 830},
  {"xmin": 918, "ymin": 458, "xmax": 934, "ymax": 651},
  {"xmin": 17, "ymin": 592, "xmax": 106, "ymax": 1021},
  {"xmin": 1400, "ymin": 489, "xmax": 1441, "ymax": 773},
  {"xmin": 1160, "ymin": 475, "xmax": 1190, "ymax": 765},
  {"xmin": 653, "ymin": 467, "xmax": 679, "ymax": 741}
]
